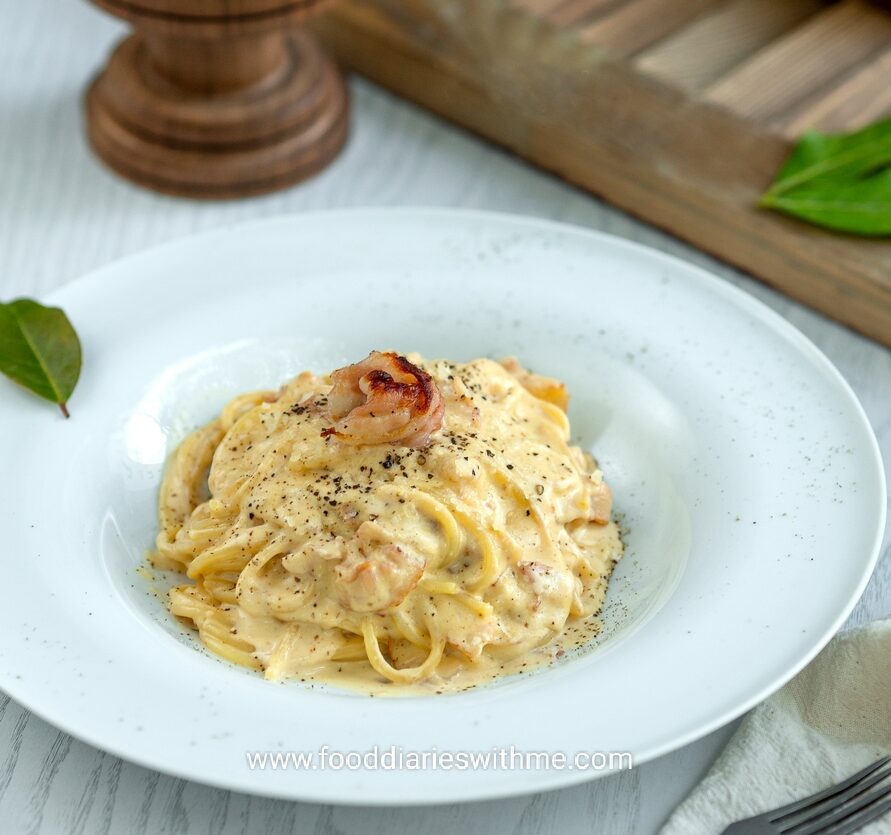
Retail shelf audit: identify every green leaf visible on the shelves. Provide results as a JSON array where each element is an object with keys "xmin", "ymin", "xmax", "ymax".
[
  {"xmin": 0, "ymin": 299, "xmax": 82, "ymax": 418},
  {"xmin": 761, "ymin": 169, "xmax": 891, "ymax": 236},
  {"xmin": 766, "ymin": 117, "xmax": 891, "ymax": 197}
]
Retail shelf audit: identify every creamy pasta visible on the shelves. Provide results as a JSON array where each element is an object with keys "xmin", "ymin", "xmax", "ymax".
[{"xmin": 151, "ymin": 352, "xmax": 622, "ymax": 693}]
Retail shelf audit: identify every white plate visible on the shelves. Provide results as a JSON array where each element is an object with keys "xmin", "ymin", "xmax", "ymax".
[{"xmin": 0, "ymin": 210, "xmax": 884, "ymax": 804}]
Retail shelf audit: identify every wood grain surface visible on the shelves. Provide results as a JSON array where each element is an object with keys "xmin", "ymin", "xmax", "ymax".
[
  {"xmin": 86, "ymin": 0, "xmax": 348, "ymax": 198},
  {"xmin": 312, "ymin": 0, "xmax": 891, "ymax": 348},
  {"xmin": 0, "ymin": 2, "xmax": 888, "ymax": 833}
]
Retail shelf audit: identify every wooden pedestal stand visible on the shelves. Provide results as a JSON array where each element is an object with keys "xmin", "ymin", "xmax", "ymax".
[{"xmin": 86, "ymin": 0, "xmax": 349, "ymax": 198}]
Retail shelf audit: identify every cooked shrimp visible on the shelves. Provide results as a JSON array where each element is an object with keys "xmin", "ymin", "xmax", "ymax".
[
  {"xmin": 589, "ymin": 479, "xmax": 612, "ymax": 525},
  {"xmin": 322, "ymin": 351, "xmax": 444, "ymax": 447},
  {"xmin": 577, "ymin": 449, "xmax": 612, "ymax": 524},
  {"xmin": 517, "ymin": 560, "xmax": 574, "ymax": 614},
  {"xmin": 334, "ymin": 521, "xmax": 426, "ymax": 612}
]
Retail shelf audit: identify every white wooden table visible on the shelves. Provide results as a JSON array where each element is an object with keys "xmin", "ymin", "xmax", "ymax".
[{"xmin": 1, "ymin": 3, "xmax": 888, "ymax": 833}]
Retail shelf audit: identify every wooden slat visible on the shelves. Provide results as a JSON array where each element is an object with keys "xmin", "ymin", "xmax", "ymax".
[
  {"xmin": 546, "ymin": 0, "xmax": 624, "ymax": 28},
  {"xmin": 509, "ymin": 0, "xmax": 567, "ymax": 16},
  {"xmin": 314, "ymin": 0, "xmax": 891, "ymax": 347},
  {"xmin": 704, "ymin": 0, "xmax": 891, "ymax": 128},
  {"xmin": 576, "ymin": 0, "xmax": 723, "ymax": 56},
  {"xmin": 636, "ymin": 0, "xmax": 826, "ymax": 93},
  {"xmin": 781, "ymin": 46, "xmax": 891, "ymax": 136}
]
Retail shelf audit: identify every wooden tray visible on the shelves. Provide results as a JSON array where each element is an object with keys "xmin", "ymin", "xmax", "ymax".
[{"xmin": 313, "ymin": 0, "xmax": 891, "ymax": 346}]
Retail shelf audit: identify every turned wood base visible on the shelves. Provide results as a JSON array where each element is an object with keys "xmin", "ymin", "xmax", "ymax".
[{"xmin": 85, "ymin": 4, "xmax": 348, "ymax": 199}]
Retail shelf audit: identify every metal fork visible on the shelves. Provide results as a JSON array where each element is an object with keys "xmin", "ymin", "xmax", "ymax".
[{"xmin": 722, "ymin": 755, "xmax": 891, "ymax": 835}]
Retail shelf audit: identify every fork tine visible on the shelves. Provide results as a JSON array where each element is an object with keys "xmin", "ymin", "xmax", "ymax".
[
  {"xmin": 796, "ymin": 781, "xmax": 891, "ymax": 835},
  {"xmin": 821, "ymin": 794, "xmax": 891, "ymax": 835},
  {"xmin": 781, "ymin": 766, "xmax": 891, "ymax": 829},
  {"xmin": 783, "ymin": 758, "xmax": 891, "ymax": 830},
  {"xmin": 769, "ymin": 756, "xmax": 891, "ymax": 823}
]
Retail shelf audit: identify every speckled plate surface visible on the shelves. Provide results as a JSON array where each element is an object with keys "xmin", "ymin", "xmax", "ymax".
[{"xmin": 0, "ymin": 210, "xmax": 884, "ymax": 804}]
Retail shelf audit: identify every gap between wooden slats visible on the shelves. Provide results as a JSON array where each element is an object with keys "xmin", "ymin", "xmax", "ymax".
[
  {"xmin": 703, "ymin": 0, "xmax": 891, "ymax": 129},
  {"xmin": 780, "ymin": 46, "xmax": 891, "ymax": 136},
  {"xmin": 575, "ymin": 0, "xmax": 724, "ymax": 56},
  {"xmin": 635, "ymin": 0, "xmax": 827, "ymax": 93}
]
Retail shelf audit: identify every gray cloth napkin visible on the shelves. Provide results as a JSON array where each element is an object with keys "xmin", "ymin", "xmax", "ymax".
[{"xmin": 661, "ymin": 619, "xmax": 891, "ymax": 834}]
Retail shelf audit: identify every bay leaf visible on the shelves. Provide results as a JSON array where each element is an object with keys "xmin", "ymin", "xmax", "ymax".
[
  {"xmin": 0, "ymin": 299, "xmax": 82, "ymax": 417},
  {"xmin": 767, "ymin": 117, "xmax": 891, "ymax": 197},
  {"xmin": 761, "ymin": 169, "xmax": 891, "ymax": 236}
]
